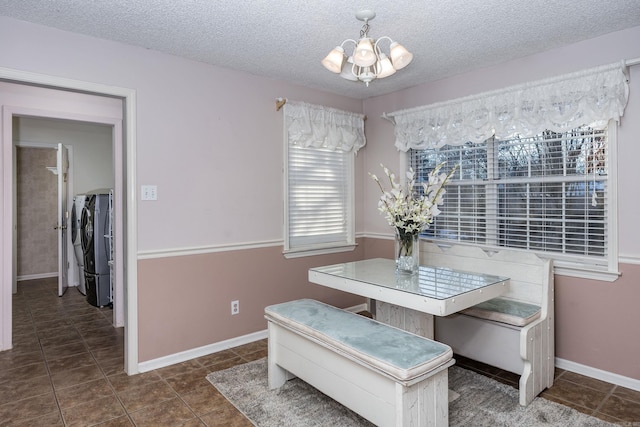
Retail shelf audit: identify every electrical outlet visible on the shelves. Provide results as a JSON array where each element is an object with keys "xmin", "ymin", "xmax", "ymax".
[{"xmin": 231, "ymin": 300, "xmax": 239, "ymax": 315}]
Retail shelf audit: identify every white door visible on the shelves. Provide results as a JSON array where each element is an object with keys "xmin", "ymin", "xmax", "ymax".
[{"xmin": 57, "ymin": 143, "xmax": 69, "ymax": 297}]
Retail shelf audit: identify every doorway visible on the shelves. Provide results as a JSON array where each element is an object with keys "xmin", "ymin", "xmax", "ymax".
[
  {"xmin": 15, "ymin": 118, "xmax": 115, "ymax": 310},
  {"xmin": 0, "ymin": 71, "xmax": 139, "ymax": 374}
]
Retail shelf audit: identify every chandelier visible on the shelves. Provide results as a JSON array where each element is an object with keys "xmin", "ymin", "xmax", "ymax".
[{"xmin": 321, "ymin": 10, "xmax": 413, "ymax": 86}]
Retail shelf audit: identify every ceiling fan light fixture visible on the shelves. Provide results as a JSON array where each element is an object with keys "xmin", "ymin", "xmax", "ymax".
[{"xmin": 322, "ymin": 10, "xmax": 413, "ymax": 86}]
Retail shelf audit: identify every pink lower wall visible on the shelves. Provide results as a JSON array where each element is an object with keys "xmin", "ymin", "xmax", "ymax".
[
  {"xmin": 137, "ymin": 241, "xmax": 367, "ymax": 362},
  {"xmin": 555, "ymin": 264, "xmax": 640, "ymax": 379},
  {"xmin": 138, "ymin": 234, "xmax": 640, "ymax": 381}
]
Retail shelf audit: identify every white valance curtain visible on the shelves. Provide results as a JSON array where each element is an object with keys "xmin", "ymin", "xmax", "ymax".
[
  {"xmin": 386, "ymin": 62, "xmax": 630, "ymax": 151},
  {"xmin": 283, "ymin": 100, "xmax": 366, "ymax": 153}
]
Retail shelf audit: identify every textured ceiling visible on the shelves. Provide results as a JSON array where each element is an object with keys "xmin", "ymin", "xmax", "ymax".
[{"xmin": 2, "ymin": 0, "xmax": 640, "ymax": 99}]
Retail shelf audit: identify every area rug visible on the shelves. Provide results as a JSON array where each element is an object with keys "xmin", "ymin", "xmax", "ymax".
[{"xmin": 207, "ymin": 358, "xmax": 614, "ymax": 427}]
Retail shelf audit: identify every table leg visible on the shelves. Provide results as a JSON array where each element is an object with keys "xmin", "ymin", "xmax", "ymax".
[{"xmin": 374, "ymin": 300, "xmax": 435, "ymax": 339}]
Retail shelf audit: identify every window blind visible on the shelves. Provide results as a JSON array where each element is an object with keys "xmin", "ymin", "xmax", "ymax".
[
  {"xmin": 411, "ymin": 126, "xmax": 609, "ymax": 265},
  {"xmin": 287, "ymin": 145, "xmax": 352, "ymax": 249}
]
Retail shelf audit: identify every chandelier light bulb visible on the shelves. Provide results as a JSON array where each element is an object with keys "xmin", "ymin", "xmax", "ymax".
[
  {"xmin": 321, "ymin": 46, "xmax": 346, "ymax": 73},
  {"xmin": 340, "ymin": 56, "xmax": 359, "ymax": 81},
  {"xmin": 354, "ymin": 38, "xmax": 376, "ymax": 67},
  {"xmin": 389, "ymin": 42, "xmax": 414, "ymax": 70},
  {"xmin": 376, "ymin": 53, "xmax": 396, "ymax": 79}
]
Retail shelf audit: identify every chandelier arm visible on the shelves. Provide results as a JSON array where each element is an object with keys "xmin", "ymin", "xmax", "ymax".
[
  {"xmin": 339, "ymin": 39, "xmax": 358, "ymax": 53},
  {"xmin": 374, "ymin": 36, "xmax": 394, "ymax": 51}
]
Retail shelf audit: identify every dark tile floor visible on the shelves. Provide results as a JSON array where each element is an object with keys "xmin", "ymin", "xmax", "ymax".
[{"xmin": 3, "ymin": 278, "xmax": 640, "ymax": 426}]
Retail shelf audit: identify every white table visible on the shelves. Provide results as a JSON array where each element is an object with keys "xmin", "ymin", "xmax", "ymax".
[{"xmin": 309, "ymin": 258, "xmax": 509, "ymax": 339}]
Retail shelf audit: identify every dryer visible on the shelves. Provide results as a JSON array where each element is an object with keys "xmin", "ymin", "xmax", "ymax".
[{"xmin": 81, "ymin": 189, "xmax": 113, "ymax": 307}]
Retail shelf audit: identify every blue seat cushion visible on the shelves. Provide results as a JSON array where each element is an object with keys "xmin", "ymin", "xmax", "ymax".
[
  {"xmin": 462, "ymin": 297, "xmax": 541, "ymax": 327},
  {"xmin": 265, "ymin": 299, "xmax": 452, "ymax": 381}
]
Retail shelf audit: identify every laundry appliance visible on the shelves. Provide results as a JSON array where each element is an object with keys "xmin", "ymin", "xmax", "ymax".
[
  {"xmin": 81, "ymin": 189, "xmax": 113, "ymax": 307},
  {"xmin": 71, "ymin": 194, "xmax": 87, "ymax": 295}
]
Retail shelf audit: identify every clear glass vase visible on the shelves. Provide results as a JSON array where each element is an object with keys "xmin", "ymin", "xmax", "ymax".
[{"xmin": 394, "ymin": 230, "xmax": 420, "ymax": 275}]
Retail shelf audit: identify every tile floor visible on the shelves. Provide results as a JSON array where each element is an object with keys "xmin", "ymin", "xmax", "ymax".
[{"xmin": 2, "ymin": 278, "xmax": 640, "ymax": 426}]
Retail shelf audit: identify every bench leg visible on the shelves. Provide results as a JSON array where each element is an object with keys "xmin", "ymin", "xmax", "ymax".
[
  {"xmin": 267, "ymin": 322, "xmax": 295, "ymax": 389},
  {"xmin": 396, "ymin": 367, "xmax": 450, "ymax": 427}
]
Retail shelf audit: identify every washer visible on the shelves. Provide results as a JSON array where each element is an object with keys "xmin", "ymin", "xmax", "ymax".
[{"xmin": 71, "ymin": 194, "xmax": 87, "ymax": 295}]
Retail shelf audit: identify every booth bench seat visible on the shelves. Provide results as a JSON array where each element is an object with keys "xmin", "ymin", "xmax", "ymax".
[
  {"xmin": 422, "ymin": 243, "xmax": 554, "ymax": 406},
  {"xmin": 265, "ymin": 299, "xmax": 454, "ymax": 427}
]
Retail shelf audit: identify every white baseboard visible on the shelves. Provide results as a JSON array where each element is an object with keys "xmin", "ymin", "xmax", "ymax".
[
  {"xmin": 346, "ymin": 303, "xmax": 368, "ymax": 313},
  {"xmin": 138, "ymin": 329, "xmax": 269, "ymax": 373},
  {"xmin": 555, "ymin": 357, "xmax": 640, "ymax": 392},
  {"xmin": 17, "ymin": 272, "xmax": 58, "ymax": 281},
  {"xmin": 137, "ymin": 302, "xmax": 368, "ymax": 373}
]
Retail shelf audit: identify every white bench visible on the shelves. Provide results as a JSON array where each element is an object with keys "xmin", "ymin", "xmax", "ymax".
[
  {"xmin": 422, "ymin": 243, "xmax": 554, "ymax": 406},
  {"xmin": 265, "ymin": 299, "xmax": 455, "ymax": 427}
]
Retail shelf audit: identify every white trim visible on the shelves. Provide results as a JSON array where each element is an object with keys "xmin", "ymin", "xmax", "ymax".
[
  {"xmin": 606, "ymin": 123, "xmax": 619, "ymax": 275},
  {"xmin": 136, "ymin": 302, "xmax": 368, "ymax": 372},
  {"xmin": 364, "ymin": 232, "xmax": 394, "ymax": 241},
  {"xmin": 619, "ymin": 255, "xmax": 640, "ymax": 265},
  {"xmin": 17, "ymin": 272, "xmax": 58, "ymax": 281},
  {"xmin": 137, "ymin": 239, "xmax": 283, "ymax": 259},
  {"xmin": 139, "ymin": 233, "xmax": 368, "ymax": 260},
  {"xmin": 283, "ymin": 243, "xmax": 357, "ymax": 259},
  {"xmin": 0, "ymin": 66, "xmax": 139, "ymax": 375},
  {"xmin": 347, "ymin": 303, "xmax": 368, "ymax": 313},
  {"xmin": 553, "ymin": 265, "xmax": 620, "ymax": 282},
  {"xmin": 138, "ymin": 330, "xmax": 269, "ymax": 373},
  {"xmin": 14, "ymin": 141, "xmax": 58, "ymax": 149},
  {"xmin": 555, "ymin": 357, "xmax": 640, "ymax": 392}
]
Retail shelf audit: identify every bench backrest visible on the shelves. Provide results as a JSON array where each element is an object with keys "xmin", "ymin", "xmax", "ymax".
[{"xmin": 421, "ymin": 243, "xmax": 553, "ymax": 318}]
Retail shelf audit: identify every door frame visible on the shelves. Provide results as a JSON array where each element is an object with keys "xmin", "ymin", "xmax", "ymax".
[{"xmin": 0, "ymin": 67, "xmax": 139, "ymax": 374}]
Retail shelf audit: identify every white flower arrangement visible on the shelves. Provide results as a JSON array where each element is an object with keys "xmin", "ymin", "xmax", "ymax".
[{"xmin": 370, "ymin": 162, "xmax": 457, "ymax": 248}]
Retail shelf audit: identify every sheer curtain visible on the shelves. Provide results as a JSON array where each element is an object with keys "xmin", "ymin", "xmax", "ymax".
[
  {"xmin": 283, "ymin": 101, "xmax": 366, "ymax": 153},
  {"xmin": 385, "ymin": 62, "xmax": 629, "ymax": 151}
]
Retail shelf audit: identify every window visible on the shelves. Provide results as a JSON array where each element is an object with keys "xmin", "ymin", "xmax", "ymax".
[
  {"xmin": 282, "ymin": 100, "xmax": 364, "ymax": 257},
  {"xmin": 411, "ymin": 124, "xmax": 617, "ymax": 274},
  {"xmin": 285, "ymin": 144, "xmax": 355, "ymax": 255}
]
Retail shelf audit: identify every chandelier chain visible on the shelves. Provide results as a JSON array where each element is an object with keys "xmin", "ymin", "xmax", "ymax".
[{"xmin": 360, "ymin": 22, "xmax": 370, "ymax": 39}]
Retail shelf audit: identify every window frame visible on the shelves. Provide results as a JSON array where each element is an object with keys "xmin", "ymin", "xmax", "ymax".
[
  {"xmin": 408, "ymin": 121, "xmax": 619, "ymax": 281},
  {"xmin": 283, "ymin": 144, "xmax": 357, "ymax": 258}
]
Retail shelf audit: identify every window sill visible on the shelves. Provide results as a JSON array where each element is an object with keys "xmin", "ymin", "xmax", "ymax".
[
  {"xmin": 283, "ymin": 243, "xmax": 357, "ymax": 259},
  {"xmin": 553, "ymin": 262, "xmax": 621, "ymax": 282}
]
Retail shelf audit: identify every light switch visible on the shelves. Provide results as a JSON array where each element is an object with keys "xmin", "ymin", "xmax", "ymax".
[{"xmin": 141, "ymin": 185, "xmax": 158, "ymax": 201}]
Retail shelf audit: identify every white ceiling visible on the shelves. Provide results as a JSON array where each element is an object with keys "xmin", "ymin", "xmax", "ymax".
[{"xmin": 2, "ymin": 0, "xmax": 640, "ymax": 99}]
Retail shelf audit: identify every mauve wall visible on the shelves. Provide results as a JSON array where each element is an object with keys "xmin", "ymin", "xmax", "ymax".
[
  {"xmin": 0, "ymin": 17, "xmax": 367, "ymax": 363},
  {"xmin": 361, "ymin": 26, "xmax": 640, "ymax": 379}
]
